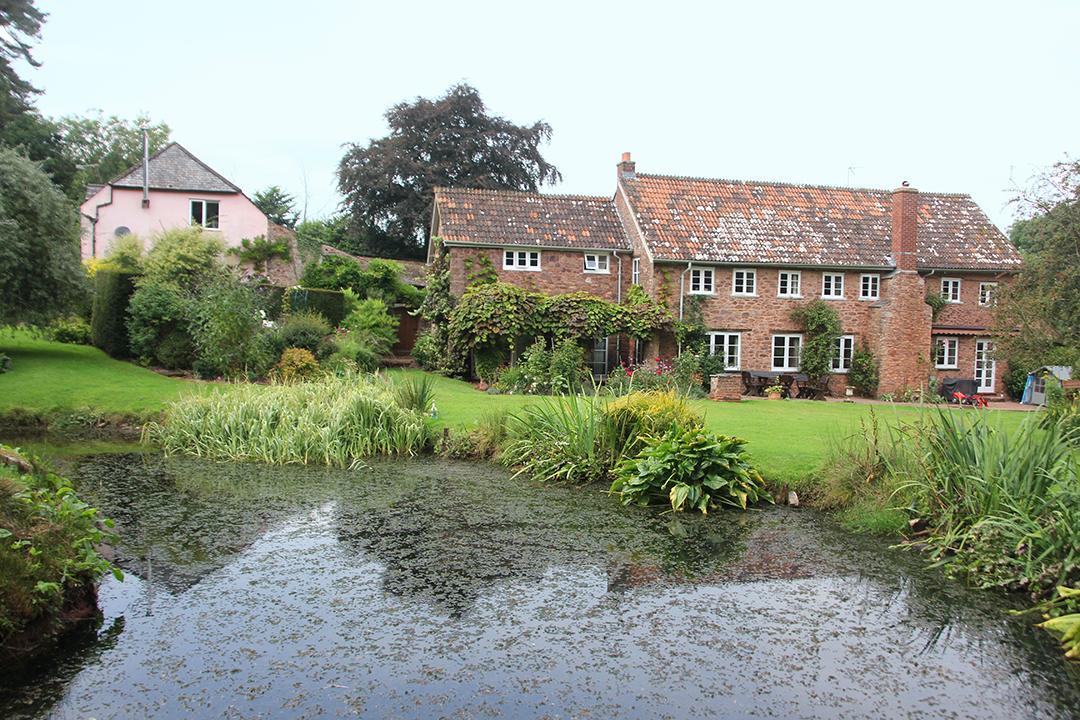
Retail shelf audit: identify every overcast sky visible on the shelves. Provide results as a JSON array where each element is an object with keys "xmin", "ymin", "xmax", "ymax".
[{"xmin": 27, "ymin": 0, "xmax": 1079, "ymax": 230}]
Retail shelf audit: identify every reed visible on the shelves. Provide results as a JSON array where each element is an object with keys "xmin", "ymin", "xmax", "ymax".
[{"xmin": 144, "ymin": 374, "xmax": 429, "ymax": 466}]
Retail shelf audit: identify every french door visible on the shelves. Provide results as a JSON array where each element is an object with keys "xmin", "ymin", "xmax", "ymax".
[{"xmin": 974, "ymin": 339, "xmax": 995, "ymax": 393}]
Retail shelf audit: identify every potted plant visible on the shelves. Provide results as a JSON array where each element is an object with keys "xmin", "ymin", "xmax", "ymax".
[{"xmin": 764, "ymin": 382, "xmax": 784, "ymax": 400}]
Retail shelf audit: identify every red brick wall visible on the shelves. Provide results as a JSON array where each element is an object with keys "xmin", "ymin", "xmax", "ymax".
[
  {"xmin": 447, "ymin": 245, "xmax": 627, "ymax": 301},
  {"xmin": 931, "ymin": 273, "xmax": 1010, "ymax": 329},
  {"xmin": 876, "ymin": 270, "xmax": 932, "ymax": 395}
]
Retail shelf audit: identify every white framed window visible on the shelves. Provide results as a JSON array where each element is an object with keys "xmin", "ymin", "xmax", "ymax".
[
  {"xmin": 777, "ymin": 270, "xmax": 801, "ymax": 298},
  {"xmin": 978, "ymin": 282, "xmax": 997, "ymax": 307},
  {"xmin": 772, "ymin": 334, "xmax": 802, "ymax": 371},
  {"xmin": 831, "ymin": 335, "xmax": 855, "ymax": 372},
  {"xmin": 583, "ymin": 253, "xmax": 609, "ymax": 274},
  {"xmin": 859, "ymin": 274, "xmax": 880, "ymax": 301},
  {"xmin": 708, "ymin": 332, "xmax": 741, "ymax": 371},
  {"xmin": 732, "ymin": 268, "xmax": 757, "ymax": 296},
  {"xmin": 631, "ymin": 257, "xmax": 640, "ymax": 285},
  {"xmin": 941, "ymin": 277, "xmax": 961, "ymax": 303},
  {"xmin": 503, "ymin": 248, "xmax": 541, "ymax": 271},
  {"xmin": 822, "ymin": 272, "xmax": 844, "ymax": 299},
  {"xmin": 689, "ymin": 268, "xmax": 714, "ymax": 295},
  {"xmin": 190, "ymin": 199, "xmax": 220, "ymax": 229},
  {"xmin": 935, "ymin": 336, "xmax": 959, "ymax": 369}
]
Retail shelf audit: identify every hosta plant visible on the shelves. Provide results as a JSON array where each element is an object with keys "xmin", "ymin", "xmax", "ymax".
[{"xmin": 611, "ymin": 425, "xmax": 768, "ymax": 514}]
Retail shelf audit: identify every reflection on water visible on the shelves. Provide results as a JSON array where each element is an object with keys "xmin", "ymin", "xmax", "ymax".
[{"xmin": 1, "ymin": 453, "xmax": 1077, "ymax": 719}]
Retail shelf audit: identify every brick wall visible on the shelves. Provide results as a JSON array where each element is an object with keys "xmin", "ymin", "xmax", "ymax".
[
  {"xmin": 876, "ymin": 270, "xmax": 932, "ymax": 395},
  {"xmin": 447, "ymin": 245, "xmax": 628, "ymax": 301}
]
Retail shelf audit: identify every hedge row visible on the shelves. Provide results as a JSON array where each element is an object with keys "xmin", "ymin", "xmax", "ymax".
[{"xmin": 91, "ymin": 269, "xmax": 137, "ymax": 358}]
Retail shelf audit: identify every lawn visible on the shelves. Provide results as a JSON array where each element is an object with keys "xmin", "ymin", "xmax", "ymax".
[
  {"xmin": 0, "ymin": 332, "xmax": 212, "ymax": 417},
  {"xmin": 1, "ymin": 333, "xmax": 1031, "ymax": 485}
]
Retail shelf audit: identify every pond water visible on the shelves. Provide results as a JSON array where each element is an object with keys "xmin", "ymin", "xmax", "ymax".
[{"xmin": 1, "ymin": 451, "xmax": 1078, "ymax": 719}]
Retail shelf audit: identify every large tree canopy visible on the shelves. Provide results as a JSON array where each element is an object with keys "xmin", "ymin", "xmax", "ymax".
[
  {"xmin": 57, "ymin": 110, "xmax": 170, "ymax": 186},
  {"xmin": 0, "ymin": 147, "xmax": 84, "ymax": 324},
  {"xmin": 994, "ymin": 159, "xmax": 1080, "ymax": 369},
  {"xmin": 253, "ymin": 185, "xmax": 299, "ymax": 229},
  {"xmin": 0, "ymin": 0, "xmax": 45, "ymax": 110},
  {"xmin": 337, "ymin": 84, "xmax": 561, "ymax": 260}
]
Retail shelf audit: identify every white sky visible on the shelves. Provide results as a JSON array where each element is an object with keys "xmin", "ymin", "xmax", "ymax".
[{"xmin": 27, "ymin": 0, "xmax": 1080, "ymax": 230}]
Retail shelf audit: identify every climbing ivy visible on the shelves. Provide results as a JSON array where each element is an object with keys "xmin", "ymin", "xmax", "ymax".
[
  {"xmin": 673, "ymin": 294, "xmax": 707, "ymax": 353},
  {"xmin": 463, "ymin": 255, "xmax": 499, "ymax": 287},
  {"xmin": 924, "ymin": 291, "xmax": 947, "ymax": 321},
  {"xmin": 791, "ymin": 300, "xmax": 841, "ymax": 383}
]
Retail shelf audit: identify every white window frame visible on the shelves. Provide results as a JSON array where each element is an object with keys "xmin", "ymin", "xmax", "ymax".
[
  {"xmin": 777, "ymin": 270, "xmax": 801, "ymax": 298},
  {"xmin": 583, "ymin": 253, "xmax": 610, "ymax": 274},
  {"xmin": 631, "ymin": 257, "xmax": 640, "ymax": 285},
  {"xmin": 935, "ymin": 336, "xmax": 959, "ymax": 369},
  {"xmin": 822, "ymin": 272, "xmax": 845, "ymax": 299},
  {"xmin": 503, "ymin": 248, "xmax": 541, "ymax": 272},
  {"xmin": 941, "ymin": 277, "xmax": 962, "ymax": 303},
  {"xmin": 978, "ymin": 282, "xmax": 997, "ymax": 307},
  {"xmin": 771, "ymin": 334, "xmax": 802, "ymax": 372},
  {"xmin": 731, "ymin": 268, "xmax": 757, "ymax": 297},
  {"xmin": 689, "ymin": 268, "xmax": 715, "ymax": 295},
  {"xmin": 707, "ymin": 332, "xmax": 741, "ymax": 371},
  {"xmin": 190, "ymin": 199, "xmax": 221, "ymax": 229},
  {"xmin": 859, "ymin": 273, "xmax": 880, "ymax": 301},
  {"xmin": 831, "ymin": 335, "xmax": 855, "ymax": 373}
]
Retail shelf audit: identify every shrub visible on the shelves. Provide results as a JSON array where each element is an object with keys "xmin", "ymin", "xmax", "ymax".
[
  {"xmin": 334, "ymin": 334, "xmax": 380, "ymax": 372},
  {"xmin": 411, "ymin": 330, "xmax": 441, "ymax": 371},
  {"xmin": 91, "ymin": 269, "xmax": 137, "ymax": 358},
  {"xmin": 271, "ymin": 311, "xmax": 332, "ymax": 359},
  {"xmin": 324, "ymin": 352, "xmax": 359, "ymax": 375},
  {"xmin": 47, "ymin": 316, "xmax": 92, "ymax": 345},
  {"xmin": 140, "ymin": 227, "xmax": 224, "ymax": 288},
  {"xmin": 155, "ymin": 330, "xmax": 196, "ymax": 370},
  {"xmin": 274, "ymin": 347, "xmax": 322, "ymax": 383},
  {"xmin": 225, "ymin": 235, "xmax": 291, "ymax": 274},
  {"xmin": 284, "ymin": 287, "xmax": 347, "ymax": 327},
  {"xmin": 611, "ymin": 426, "xmax": 768, "ymax": 513},
  {"xmin": 126, "ymin": 283, "xmax": 193, "ymax": 367},
  {"xmin": 1003, "ymin": 364, "xmax": 1030, "ymax": 401},
  {"xmin": 437, "ymin": 409, "xmax": 509, "ymax": 460},
  {"xmin": 791, "ymin": 300, "xmax": 841, "ymax": 383},
  {"xmin": 190, "ymin": 276, "xmax": 273, "ymax": 378},
  {"xmin": 104, "ymin": 234, "xmax": 144, "ymax": 272},
  {"xmin": 549, "ymin": 339, "xmax": 589, "ymax": 394},
  {"xmin": 341, "ymin": 298, "xmax": 398, "ymax": 357},
  {"xmin": 144, "ymin": 375, "xmax": 429, "ymax": 464},
  {"xmin": 0, "ymin": 447, "xmax": 118, "ymax": 647},
  {"xmin": 849, "ymin": 345, "xmax": 880, "ymax": 397}
]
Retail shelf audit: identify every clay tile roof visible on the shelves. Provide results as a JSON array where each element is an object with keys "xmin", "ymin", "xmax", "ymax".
[
  {"xmin": 621, "ymin": 174, "xmax": 1020, "ymax": 271},
  {"xmin": 110, "ymin": 142, "xmax": 241, "ymax": 193},
  {"xmin": 433, "ymin": 187, "xmax": 630, "ymax": 251}
]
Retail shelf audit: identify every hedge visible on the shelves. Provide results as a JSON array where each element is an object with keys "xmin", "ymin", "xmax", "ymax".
[
  {"xmin": 91, "ymin": 269, "xmax": 138, "ymax": 358},
  {"xmin": 284, "ymin": 286, "xmax": 346, "ymax": 327}
]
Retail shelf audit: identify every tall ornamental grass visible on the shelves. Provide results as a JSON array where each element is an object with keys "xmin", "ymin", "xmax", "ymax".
[{"xmin": 144, "ymin": 375, "xmax": 429, "ymax": 466}]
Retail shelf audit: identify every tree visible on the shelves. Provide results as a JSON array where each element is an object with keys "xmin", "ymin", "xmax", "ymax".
[
  {"xmin": 0, "ymin": 0, "xmax": 45, "ymax": 112},
  {"xmin": 994, "ymin": 159, "xmax": 1080, "ymax": 371},
  {"xmin": 57, "ymin": 111, "xmax": 170, "ymax": 186},
  {"xmin": 0, "ymin": 147, "xmax": 84, "ymax": 324},
  {"xmin": 337, "ymin": 84, "xmax": 561, "ymax": 259},
  {"xmin": 252, "ymin": 185, "xmax": 299, "ymax": 229}
]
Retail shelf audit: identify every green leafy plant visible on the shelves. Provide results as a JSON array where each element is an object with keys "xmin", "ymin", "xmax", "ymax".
[
  {"xmin": 601, "ymin": 391, "xmax": 704, "ymax": 459},
  {"xmin": 502, "ymin": 397, "xmax": 614, "ymax": 484},
  {"xmin": 283, "ymin": 287, "xmax": 347, "ymax": 327},
  {"xmin": 341, "ymin": 298, "xmax": 398, "ymax": 358},
  {"xmin": 392, "ymin": 373, "xmax": 437, "ymax": 414},
  {"xmin": 126, "ymin": 283, "xmax": 194, "ymax": 368},
  {"xmin": 1033, "ymin": 586, "xmax": 1080, "ymax": 660},
  {"xmin": 189, "ymin": 275, "xmax": 273, "ymax": 378},
  {"xmin": 464, "ymin": 254, "xmax": 499, "ymax": 287},
  {"xmin": 925, "ymin": 291, "xmax": 947, "ymax": 321},
  {"xmin": 611, "ymin": 426, "xmax": 768, "ymax": 513},
  {"xmin": 46, "ymin": 316, "xmax": 91, "ymax": 345},
  {"xmin": 90, "ymin": 269, "xmax": 138, "ymax": 358},
  {"xmin": 849, "ymin": 344, "xmax": 879, "ymax": 397},
  {"xmin": 764, "ymin": 383, "xmax": 785, "ymax": 395},
  {"xmin": 271, "ymin": 311, "xmax": 332, "ymax": 359}
]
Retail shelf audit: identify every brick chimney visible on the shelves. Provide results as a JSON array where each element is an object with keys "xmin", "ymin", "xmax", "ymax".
[
  {"xmin": 618, "ymin": 152, "xmax": 636, "ymax": 180},
  {"xmin": 891, "ymin": 182, "xmax": 918, "ymax": 271}
]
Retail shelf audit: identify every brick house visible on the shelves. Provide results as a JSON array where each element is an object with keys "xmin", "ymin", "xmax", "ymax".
[{"xmin": 430, "ymin": 155, "xmax": 1022, "ymax": 396}]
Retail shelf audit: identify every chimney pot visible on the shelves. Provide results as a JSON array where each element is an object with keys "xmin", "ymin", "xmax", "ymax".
[{"xmin": 618, "ymin": 152, "xmax": 636, "ymax": 180}]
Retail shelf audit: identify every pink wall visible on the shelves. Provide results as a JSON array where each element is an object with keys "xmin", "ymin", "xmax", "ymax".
[{"xmin": 80, "ymin": 187, "xmax": 269, "ymax": 259}]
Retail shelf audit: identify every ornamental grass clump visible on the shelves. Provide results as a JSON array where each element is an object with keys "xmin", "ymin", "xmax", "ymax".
[
  {"xmin": 501, "ymin": 396, "xmax": 614, "ymax": 484},
  {"xmin": 144, "ymin": 375, "xmax": 429, "ymax": 466}
]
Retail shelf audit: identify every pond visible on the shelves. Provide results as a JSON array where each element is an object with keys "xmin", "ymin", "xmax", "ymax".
[{"xmin": 1, "ymin": 450, "xmax": 1078, "ymax": 719}]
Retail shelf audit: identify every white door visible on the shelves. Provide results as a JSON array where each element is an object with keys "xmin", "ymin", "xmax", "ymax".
[{"xmin": 974, "ymin": 339, "xmax": 995, "ymax": 393}]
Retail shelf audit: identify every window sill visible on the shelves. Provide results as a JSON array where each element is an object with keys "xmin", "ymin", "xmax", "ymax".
[
  {"xmin": 777, "ymin": 294, "xmax": 802, "ymax": 299},
  {"xmin": 935, "ymin": 365, "xmax": 958, "ymax": 370},
  {"xmin": 688, "ymin": 291, "xmax": 715, "ymax": 296},
  {"xmin": 732, "ymin": 292, "xmax": 758, "ymax": 298},
  {"xmin": 858, "ymin": 297, "xmax": 879, "ymax": 302},
  {"xmin": 822, "ymin": 296, "xmax": 845, "ymax": 301},
  {"xmin": 584, "ymin": 270, "xmax": 610, "ymax": 275}
]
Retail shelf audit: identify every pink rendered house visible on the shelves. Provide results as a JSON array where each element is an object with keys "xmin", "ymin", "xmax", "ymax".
[{"xmin": 79, "ymin": 142, "xmax": 272, "ymax": 260}]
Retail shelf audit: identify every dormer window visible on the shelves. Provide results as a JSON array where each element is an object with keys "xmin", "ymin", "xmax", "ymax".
[
  {"xmin": 583, "ymin": 253, "xmax": 609, "ymax": 274},
  {"xmin": 190, "ymin": 199, "xmax": 220, "ymax": 229}
]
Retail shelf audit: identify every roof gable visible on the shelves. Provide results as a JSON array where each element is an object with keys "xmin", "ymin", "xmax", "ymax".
[
  {"xmin": 620, "ymin": 174, "xmax": 1021, "ymax": 271},
  {"xmin": 434, "ymin": 187, "xmax": 630, "ymax": 251},
  {"xmin": 110, "ymin": 142, "xmax": 241, "ymax": 193}
]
